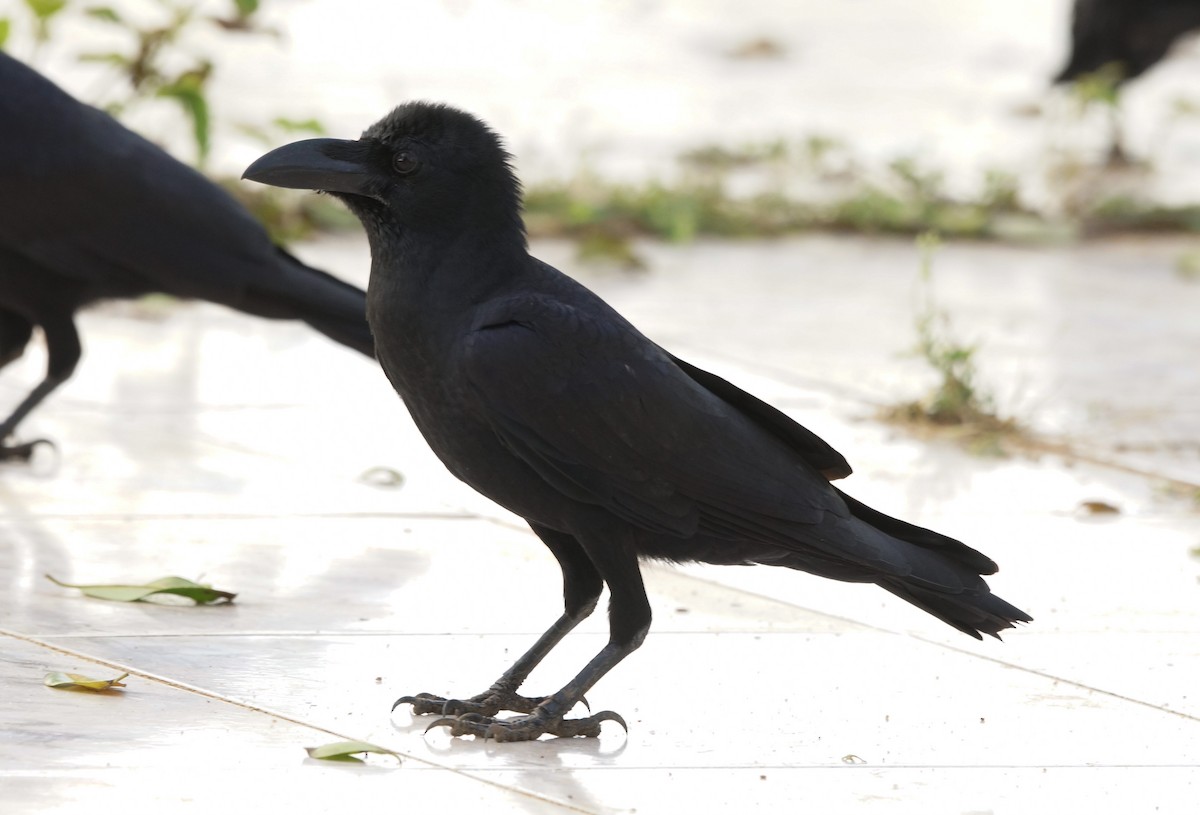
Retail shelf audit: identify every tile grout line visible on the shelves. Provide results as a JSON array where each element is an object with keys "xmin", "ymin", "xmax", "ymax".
[
  {"xmin": 0, "ymin": 628, "xmax": 595, "ymax": 814},
  {"xmin": 4, "ymin": 510, "xmax": 481, "ymax": 522},
  {"xmin": 650, "ymin": 568, "xmax": 1200, "ymax": 724},
  {"xmin": 908, "ymin": 632, "xmax": 1200, "ymax": 725}
]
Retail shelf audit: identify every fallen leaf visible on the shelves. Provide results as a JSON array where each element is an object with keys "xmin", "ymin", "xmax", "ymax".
[
  {"xmin": 305, "ymin": 740, "xmax": 400, "ymax": 764},
  {"xmin": 44, "ymin": 671, "xmax": 129, "ymax": 692},
  {"xmin": 46, "ymin": 574, "xmax": 235, "ymax": 604},
  {"xmin": 1077, "ymin": 500, "xmax": 1121, "ymax": 516}
]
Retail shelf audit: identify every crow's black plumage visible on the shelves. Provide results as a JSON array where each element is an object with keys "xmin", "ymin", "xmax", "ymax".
[
  {"xmin": 245, "ymin": 102, "xmax": 1031, "ymax": 741},
  {"xmin": 1055, "ymin": 0, "xmax": 1200, "ymax": 84},
  {"xmin": 0, "ymin": 53, "xmax": 374, "ymax": 458}
]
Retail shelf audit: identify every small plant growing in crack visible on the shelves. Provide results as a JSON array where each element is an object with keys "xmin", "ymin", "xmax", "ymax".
[{"xmin": 882, "ymin": 233, "xmax": 1020, "ymax": 454}]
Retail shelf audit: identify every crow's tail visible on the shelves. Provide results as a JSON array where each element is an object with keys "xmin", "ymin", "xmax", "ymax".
[
  {"xmin": 877, "ymin": 577, "xmax": 1031, "ymax": 640},
  {"xmin": 834, "ymin": 487, "xmax": 1032, "ymax": 640},
  {"xmin": 241, "ymin": 246, "xmax": 374, "ymax": 358}
]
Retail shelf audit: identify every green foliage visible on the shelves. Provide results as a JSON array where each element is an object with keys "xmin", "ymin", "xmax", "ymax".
[
  {"xmin": 24, "ymin": 0, "xmax": 68, "ymax": 42},
  {"xmin": 679, "ymin": 140, "xmax": 787, "ymax": 171},
  {"xmin": 910, "ymin": 233, "xmax": 989, "ymax": 424},
  {"xmin": 1081, "ymin": 196, "xmax": 1200, "ymax": 234},
  {"xmin": 523, "ymin": 146, "xmax": 1048, "ymax": 247},
  {"xmin": 576, "ymin": 231, "xmax": 647, "ymax": 271},
  {"xmin": 7, "ymin": 1, "xmax": 298, "ymax": 169},
  {"xmin": 74, "ymin": 1, "xmax": 221, "ymax": 164},
  {"xmin": 1175, "ymin": 251, "xmax": 1200, "ymax": 281},
  {"xmin": 881, "ymin": 234, "xmax": 1018, "ymax": 451},
  {"xmin": 1070, "ymin": 63, "xmax": 1124, "ymax": 109},
  {"xmin": 220, "ymin": 179, "xmax": 359, "ymax": 243},
  {"xmin": 156, "ymin": 63, "xmax": 213, "ymax": 162},
  {"xmin": 0, "ymin": 18, "xmax": 11, "ymax": 49}
]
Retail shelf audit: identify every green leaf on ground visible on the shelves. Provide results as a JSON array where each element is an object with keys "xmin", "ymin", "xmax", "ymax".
[
  {"xmin": 45, "ymin": 574, "xmax": 236, "ymax": 604},
  {"xmin": 44, "ymin": 671, "xmax": 129, "ymax": 692},
  {"xmin": 305, "ymin": 740, "xmax": 401, "ymax": 764},
  {"xmin": 0, "ymin": 18, "xmax": 11, "ymax": 50}
]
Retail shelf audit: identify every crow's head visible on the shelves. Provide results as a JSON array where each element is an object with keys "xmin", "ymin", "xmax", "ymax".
[{"xmin": 243, "ymin": 102, "xmax": 523, "ymax": 240}]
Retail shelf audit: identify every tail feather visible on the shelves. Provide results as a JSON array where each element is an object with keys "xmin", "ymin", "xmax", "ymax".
[
  {"xmin": 835, "ymin": 486, "xmax": 997, "ymax": 574},
  {"xmin": 241, "ymin": 246, "xmax": 374, "ymax": 358},
  {"xmin": 878, "ymin": 578, "xmax": 1032, "ymax": 640},
  {"xmin": 837, "ymin": 490, "xmax": 1031, "ymax": 639}
]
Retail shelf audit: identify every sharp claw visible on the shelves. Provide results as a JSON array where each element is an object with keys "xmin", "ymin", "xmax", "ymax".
[
  {"xmin": 578, "ymin": 694, "xmax": 591, "ymax": 714},
  {"xmin": 424, "ymin": 716, "xmax": 462, "ymax": 734},
  {"xmin": 591, "ymin": 709, "xmax": 628, "ymax": 734},
  {"xmin": 0, "ymin": 438, "xmax": 53, "ymax": 462},
  {"xmin": 393, "ymin": 692, "xmax": 444, "ymax": 713}
]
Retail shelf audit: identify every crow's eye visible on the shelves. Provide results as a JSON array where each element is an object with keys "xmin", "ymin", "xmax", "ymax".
[{"xmin": 392, "ymin": 150, "xmax": 420, "ymax": 176}]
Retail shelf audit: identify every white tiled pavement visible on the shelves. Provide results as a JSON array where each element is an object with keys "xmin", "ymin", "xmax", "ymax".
[{"xmin": 2, "ymin": 235, "xmax": 1199, "ymax": 814}]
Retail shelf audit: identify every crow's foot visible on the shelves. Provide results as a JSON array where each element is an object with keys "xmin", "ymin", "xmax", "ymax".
[
  {"xmin": 0, "ymin": 437, "xmax": 52, "ymax": 462},
  {"xmin": 424, "ymin": 708, "xmax": 626, "ymax": 742},
  {"xmin": 393, "ymin": 687, "xmax": 549, "ymax": 717}
]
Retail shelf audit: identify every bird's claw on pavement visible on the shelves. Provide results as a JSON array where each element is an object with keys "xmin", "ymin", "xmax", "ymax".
[
  {"xmin": 393, "ymin": 688, "xmax": 546, "ymax": 717},
  {"xmin": 0, "ymin": 437, "xmax": 53, "ymax": 462},
  {"xmin": 423, "ymin": 709, "xmax": 627, "ymax": 741}
]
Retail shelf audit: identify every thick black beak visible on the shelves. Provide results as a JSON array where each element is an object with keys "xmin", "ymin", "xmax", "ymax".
[{"xmin": 242, "ymin": 138, "xmax": 375, "ymax": 196}]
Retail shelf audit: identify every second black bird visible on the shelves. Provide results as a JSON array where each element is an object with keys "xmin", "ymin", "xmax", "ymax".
[
  {"xmin": 245, "ymin": 102, "xmax": 1031, "ymax": 742},
  {"xmin": 0, "ymin": 53, "xmax": 374, "ymax": 459}
]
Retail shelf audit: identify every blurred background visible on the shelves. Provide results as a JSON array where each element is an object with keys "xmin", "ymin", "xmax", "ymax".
[{"xmin": 2, "ymin": 0, "xmax": 1199, "ymax": 485}]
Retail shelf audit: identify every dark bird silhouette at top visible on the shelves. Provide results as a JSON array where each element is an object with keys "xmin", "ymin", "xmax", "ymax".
[
  {"xmin": 1054, "ymin": 0, "xmax": 1200, "ymax": 162},
  {"xmin": 1055, "ymin": 0, "xmax": 1200, "ymax": 85},
  {"xmin": 0, "ymin": 53, "xmax": 374, "ymax": 459},
  {"xmin": 244, "ymin": 102, "xmax": 1031, "ymax": 742}
]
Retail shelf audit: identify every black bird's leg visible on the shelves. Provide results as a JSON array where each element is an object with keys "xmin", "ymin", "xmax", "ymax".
[
  {"xmin": 395, "ymin": 524, "xmax": 603, "ymax": 718},
  {"xmin": 0, "ymin": 311, "xmax": 78, "ymax": 461},
  {"xmin": 418, "ymin": 522, "xmax": 650, "ymax": 741},
  {"xmin": 1106, "ymin": 100, "xmax": 1130, "ymax": 166}
]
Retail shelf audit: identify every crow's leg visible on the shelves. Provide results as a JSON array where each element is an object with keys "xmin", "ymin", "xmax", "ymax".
[
  {"xmin": 394, "ymin": 523, "xmax": 604, "ymax": 718},
  {"xmin": 0, "ymin": 311, "xmax": 78, "ymax": 461},
  {"xmin": 423, "ymin": 520, "xmax": 650, "ymax": 741}
]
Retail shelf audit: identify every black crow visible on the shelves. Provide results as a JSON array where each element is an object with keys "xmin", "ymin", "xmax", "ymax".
[
  {"xmin": 0, "ymin": 53, "xmax": 374, "ymax": 460},
  {"xmin": 1055, "ymin": 0, "xmax": 1200, "ymax": 85},
  {"xmin": 245, "ymin": 102, "xmax": 1031, "ymax": 742}
]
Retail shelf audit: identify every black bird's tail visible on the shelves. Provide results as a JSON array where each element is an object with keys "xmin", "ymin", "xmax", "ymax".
[
  {"xmin": 835, "ymin": 488, "xmax": 1032, "ymax": 640},
  {"xmin": 240, "ymin": 247, "xmax": 375, "ymax": 358},
  {"xmin": 877, "ymin": 578, "xmax": 1030, "ymax": 641}
]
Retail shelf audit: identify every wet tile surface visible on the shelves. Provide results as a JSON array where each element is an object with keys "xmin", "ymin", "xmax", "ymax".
[{"xmin": 3, "ymin": 234, "xmax": 1200, "ymax": 813}]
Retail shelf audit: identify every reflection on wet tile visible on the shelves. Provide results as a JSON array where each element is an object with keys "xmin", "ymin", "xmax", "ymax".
[
  {"xmin": 3, "ymin": 231, "xmax": 1200, "ymax": 812},
  {"xmin": 48, "ymin": 631, "xmax": 1200, "ymax": 772},
  {"xmin": 0, "ymin": 636, "xmax": 573, "ymax": 813},
  {"xmin": 0, "ymin": 516, "xmax": 849, "ymax": 639}
]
